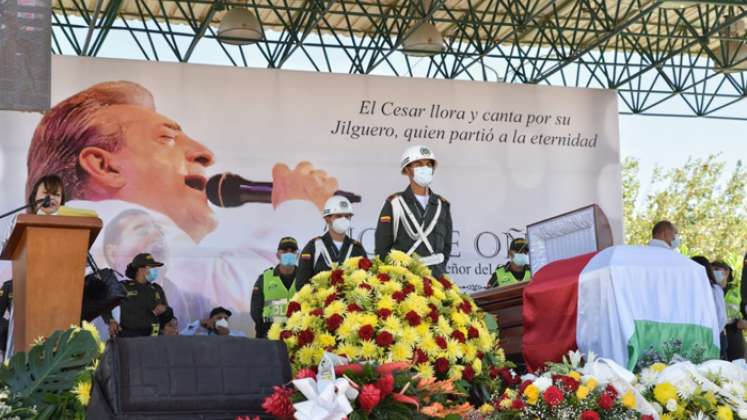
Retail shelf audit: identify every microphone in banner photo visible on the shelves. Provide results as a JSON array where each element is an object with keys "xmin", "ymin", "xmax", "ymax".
[{"xmin": 206, "ymin": 173, "xmax": 361, "ymax": 208}]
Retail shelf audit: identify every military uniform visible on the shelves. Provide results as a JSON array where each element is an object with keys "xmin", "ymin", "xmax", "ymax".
[
  {"xmin": 296, "ymin": 232, "xmax": 366, "ymax": 289},
  {"xmin": 251, "ymin": 266, "xmax": 297, "ymax": 338},
  {"xmin": 375, "ymin": 185, "xmax": 452, "ymax": 278},
  {"xmin": 103, "ymin": 280, "xmax": 168, "ymax": 337},
  {"xmin": 487, "ymin": 263, "xmax": 531, "ymax": 288},
  {"xmin": 0, "ymin": 280, "xmax": 12, "ymax": 353}
]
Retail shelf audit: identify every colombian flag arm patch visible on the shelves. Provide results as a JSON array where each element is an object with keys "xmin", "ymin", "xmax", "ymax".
[
  {"xmin": 301, "ymin": 253, "xmax": 312, "ymax": 260},
  {"xmin": 379, "ymin": 216, "xmax": 392, "ymax": 223}
]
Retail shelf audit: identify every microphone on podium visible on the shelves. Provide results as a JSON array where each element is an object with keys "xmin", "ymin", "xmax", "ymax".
[{"xmin": 205, "ymin": 173, "xmax": 361, "ymax": 208}]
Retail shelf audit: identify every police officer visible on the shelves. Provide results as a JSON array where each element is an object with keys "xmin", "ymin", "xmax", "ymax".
[
  {"xmin": 375, "ymin": 145, "xmax": 452, "ymax": 278},
  {"xmin": 250, "ymin": 237, "xmax": 300, "ymax": 338},
  {"xmin": 296, "ymin": 196, "xmax": 366, "ymax": 289},
  {"xmin": 103, "ymin": 253, "xmax": 170, "ymax": 337},
  {"xmin": 487, "ymin": 238, "xmax": 531, "ymax": 288}
]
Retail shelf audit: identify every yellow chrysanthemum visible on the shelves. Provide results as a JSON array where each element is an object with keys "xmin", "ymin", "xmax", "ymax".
[
  {"xmin": 406, "ymin": 274, "xmax": 424, "ymax": 291},
  {"xmin": 324, "ymin": 300, "xmax": 346, "ymax": 317},
  {"xmin": 337, "ymin": 343, "xmax": 359, "ymax": 359},
  {"xmin": 388, "ymin": 250, "xmax": 413, "ymax": 266},
  {"xmin": 450, "ymin": 311, "xmax": 470, "ymax": 328},
  {"xmin": 360, "ymin": 340, "xmax": 379, "ymax": 359},
  {"xmin": 463, "ymin": 343, "xmax": 477, "ymax": 361},
  {"xmin": 399, "ymin": 327, "xmax": 419, "ymax": 347},
  {"xmin": 283, "ymin": 335, "xmax": 298, "ymax": 348},
  {"xmin": 651, "ymin": 362, "xmax": 667, "ymax": 373},
  {"xmin": 576, "ymin": 385, "xmax": 590, "ymax": 400},
  {"xmin": 343, "ymin": 257, "xmax": 363, "ymax": 269},
  {"xmin": 377, "ymin": 295, "xmax": 395, "ymax": 310},
  {"xmin": 653, "ymin": 382, "xmax": 678, "ymax": 405},
  {"xmin": 285, "ymin": 312, "xmax": 305, "ymax": 331},
  {"xmin": 523, "ymin": 384, "xmax": 540, "ymax": 405},
  {"xmin": 390, "ymin": 342, "xmax": 413, "ymax": 361},
  {"xmin": 705, "ymin": 391, "xmax": 718, "ymax": 406},
  {"xmin": 73, "ymin": 380, "xmax": 92, "ymax": 406},
  {"xmin": 383, "ymin": 315, "xmax": 403, "ymax": 332},
  {"xmin": 478, "ymin": 403, "xmax": 494, "ymax": 415},
  {"xmin": 622, "ymin": 390, "xmax": 636, "ymax": 409},
  {"xmin": 415, "ymin": 323, "xmax": 430, "ymax": 336},
  {"xmin": 81, "ymin": 321, "xmax": 100, "ymax": 342},
  {"xmin": 297, "ymin": 345, "xmax": 318, "ymax": 366},
  {"xmin": 472, "ymin": 358, "xmax": 482, "ymax": 375},
  {"xmin": 478, "ymin": 333, "xmax": 494, "ymax": 351},
  {"xmin": 445, "ymin": 339, "xmax": 464, "ymax": 362},
  {"xmin": 568, "ymin": 371, "xmax": 581, "ymax": 381},
  {"xmin": 505, "ymin": 388, "xmax": 517, "ymax": 399},
  {"xmin": 296, "ymin": 285, "xmax": 313, "ymax": 302},
  {"xmin": 337, "ymin": 316, "xmax": 362, "ymax": 341},
  {"xmin": 421, "ymin": 336, "xmax": 440, "ymax": 356},
  {"xmin": 379, "ymin": 280, "xmax": 403, "ymax": 294},
  {"xmin": 267, "ymin": 323, "xmax": 282, "ymax": 340},
  {"xmin": 436, "ymin": 316, "xmax": 453, "ymax": 336},
  {"xmin": 311, "ymin": 271, "xmax": 331, "ymax": 285},
  {"xmin": 416, "ymin": 363, "xmax": 434, "ymax": 379},
  {"xmin": 448, "ymin": 364, "xmax": 464, "ymax": 381},
  {"xmin": 716, "ymin": 405, "xmax": 734, "ymax": 420},
  {"xmin": 359, "ymin": 314, "xmax": 379, "ymax": 328},
  {"xmin": 401, "ymin": 294, "xmax": 430, "ymax": 316},
  {"xmin": 348, "ymin": 269, "xmax": 368, "ymax": 286},
  {"xmin": 317, "ymin": 333, "xmax": 336, "ymax": 348},
  {"xmin": 446, "ymin": 289, "xmax": 463, "ymax": 305},
  {"xmin": 499, "ymin": 398, "xmax": 513, "ymax": 409}
]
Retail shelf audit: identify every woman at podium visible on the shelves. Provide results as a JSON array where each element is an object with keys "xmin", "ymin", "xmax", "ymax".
[{"xmin": 27, "ymin": 174, "xmax": 65, "ymax": 215}]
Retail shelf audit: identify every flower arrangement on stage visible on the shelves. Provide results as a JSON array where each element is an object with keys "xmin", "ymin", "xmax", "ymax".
[{"xmin": 267, "ymin": 250, "xmax": 506, "ymax": 399}]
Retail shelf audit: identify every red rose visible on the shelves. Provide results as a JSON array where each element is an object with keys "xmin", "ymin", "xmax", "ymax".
[
  {"xmin": 324, "ymin": 293, "xmax": 338, "ymax": 306},
  {"xmin": 374, "ymin": 373, "xmax": 395, "ymax": 396},
  {"xmin": 325, "ymin": 314, "xmax": 344, "ymax": 332},
  {"xmin": 392, "ymin": 291, "xmax": 406, "ymax": 303},
  {"xmin": 330, "ymin": 269, "xmax": 344, "ymax": 285},
  {"xmin": 603, "ymin": 384, "xmax": 618, "ymax": 399},
  {"xmin": 358, "ymin": 325, "xmax": 375, "ymax": 341},
  {"xmin": 286, "ymin": 301, "xmax": 301, "ymax": 317},
  {"xmin": 434, "ymin": 358, "xmax": 449, "ymax": 374},
  {"xmin": 463, "ymin": 365, "xmax": 475, "ymax": 381},
  {"xmin": 358, "ymin": 257, "xmax": 373, "ymax": 270},
  {"xmin": 377, "ymin": 308, "xmax": 392, "ymax": 319},
  {"xmin": 581, "ymin": 411, "xmax": 600, "ymax": 420},
  {"xmin": 295, "ymin": 368, "xmax": 316, "ymax": 380},
  {"xmin": 358, "ymin": 384, "xmax": 381, "ymax": 412},
  {"xmin": 375, "ymin": 331, "xmax": 394, "ymax": 347},
  {"xmin": 542, "ymin": 386, "xmax": 564, "ymax": 407},
  {"xmin": 511, "ymin": 399, "xmax": 525, "ymax": 410},
  {"xmin": 279, "ymin": 330, "xmax": 293, "ymax": 340},
  {"xmin": 413, "ymin": 349, "xmax": 428, "ymax": 364},
  {"xmin": 450, "ymin": 330, "xmax": 466, "ymax": 343},
  {"xmin": 262, "ymin": 386, "xmax": 295, "ymax": 419},
  {"xmin": 597, "ymin": 392, "xmax": 614, "ymax": 410},
  {"xmin": 377, "ymin": 273, "xmax": 390, "ymax": 283},
  {"xmin": 347, "ymin": 303, "xmax": 362, "ymax": 312},
  {"xmin": 459, "ymin": 301, "xmax": 473, "ymax": 314},
  {"xmin": 297, "ymin": 329, "xmax": 315, "ymax": 347},
  {"xmin": 310, "ymin": 308, "xmax": 323, "ymax": 317},
  {"xmin": 435, "ymin": 336, "xmax": 448, "ymax": 350},
  {"xmin": 467, "ymin": 326, "xmax": 480, "ymax": 339},
  {"xmin": 405, "ymin": 311, "xmax": 421, "ymax": 326},
  {"xmin": 438, "ymin": 276, "xmax": 452, "ymax": 289}
]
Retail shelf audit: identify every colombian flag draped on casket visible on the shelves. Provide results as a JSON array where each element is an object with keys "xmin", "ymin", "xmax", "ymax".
[{"xmin": 523, "ymin": 245, "xmax": 721, "ymax": 371}]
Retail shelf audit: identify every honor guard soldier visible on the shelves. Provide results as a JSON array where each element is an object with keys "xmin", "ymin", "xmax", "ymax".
[
  {"xmin": 375, "ymin": 145, "xmax": 453, "ymax": 278},
  {"xmin": 250, "ymin": 237, "xmax": 300, "ymax": 338},
  {"xmin": 103, "ymin": 253, "xmax": 170, "ymax": 338},
  {"xmin": 296, "ymin": 196, "xmax": 366, "ymax": 289},
  {"xmin": 487, "ymin": 238, "xmax": 531, "ymax": 288}
]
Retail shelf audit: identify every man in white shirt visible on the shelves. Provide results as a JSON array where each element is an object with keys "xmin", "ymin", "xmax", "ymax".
[
  {"xmin": 647, "ymin": 220, "xmax": 681, "ymax": 250},
  {"xmin": 181, "ymin": 306, "xmax": 246, "ymax": 337}
]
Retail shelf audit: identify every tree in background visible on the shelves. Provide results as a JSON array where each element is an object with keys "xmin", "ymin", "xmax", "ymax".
[{"xmin": 622, "ymin": 154, "xmax": 746, "ymax": 283}]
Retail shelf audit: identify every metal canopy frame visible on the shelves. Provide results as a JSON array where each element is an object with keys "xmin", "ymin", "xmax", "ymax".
[{"xmin": 49, "ymin": 0, "xmax": 747, "ymax": 120}]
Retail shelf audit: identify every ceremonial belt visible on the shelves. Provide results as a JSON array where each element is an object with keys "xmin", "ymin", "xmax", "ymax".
[
  {"xmin": 314, "ymin": 237, "xmax": 353, "ymax": 268},
  {"xmin": 391, "ymin": 195, "xmax": 444, "ymax": 266}
]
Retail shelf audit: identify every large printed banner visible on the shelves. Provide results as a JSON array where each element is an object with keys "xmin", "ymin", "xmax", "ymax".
[{"xmin": 0, "ymin": 56, "xmax": 623, "ymax": 335}]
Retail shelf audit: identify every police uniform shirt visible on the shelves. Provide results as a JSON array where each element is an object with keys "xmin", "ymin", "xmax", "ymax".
[
  {"xmin": 296, "ymin": 232, "xmax": 366, "ymax": 289},
  {"xmin": 487, "ymin": 263, "xmax": 529, "ymax": 288},
  {"xmin": 374, "ymin": 185, "xmax": 452, "ymax": 277},
  {"xmin": 250, "ymin": 265, "xmax": 296, "ymax": 338},
  {"xmin": 110, "ymin": 281, "xmax": 168, "ymax": 334}
]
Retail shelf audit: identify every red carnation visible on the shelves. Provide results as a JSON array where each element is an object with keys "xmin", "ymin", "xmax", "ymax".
[
  {"xmin": 295, "ymin": 368, "xmax": 316, "ymax": 380},
  {"xmin": 374, "ymin": 373, "xmax": 395, "ymax": 396},
  {"xmin": 427, "ymin": 305, "xmax": 439, "ymax": 323},
  {"xmin": 279, "ymin": 330, "xmax": 292, "ymax": 340},
  {"xmin": 641, "ymin": 416, "xmax": 654, "ymax": 420},
  {"xmin": 459, "ymin": 301, "xmax": 473, "ymax": 314},
  {"xmin": 358, "ymin": 283, "xmax": 372, "ymax": 290},
  {"xmin": 297, "ymin": 329, "xmax": 315, "ymax": 347},
  {"xmin": 347, "ymin": 303, "xmax": 362, "ymax": 312},
  {"xmin": 499, "ymin": 368, "xmax": 520, "ymax": 386},
  {"xmin": 451, "ymin": 330, "xmax": 466, "ymax": 343},
  {"xmin": 402, "ymin": 284, "xmax": 415, "ymax": 295},
  {"xmin": 286, "ymin": 301, "xmax": 301, "ymax": 317},
  {"xmin": 414, "ymin": 349, "xmax": 428, "ymax": 364},
  {"xmin": 375, "ymin": 331, "xmax": 394, "ymax": 347},
  {"xmin": 597, "ymin": 392, "xmax": 614, "ymax": 410},
  {"xmin": 377, "ymin": 273, "xmax": 390, "ymax": 283},
  {"xmin": 438, "ymin": 276, "xmax": 452, "ymax": 289},
  {"xmin": 581, "ymin": 411, "xmax": 600, "ymax": 420},
  {"xmin": 330, "ymin": 269, "xmax": 344, "ymax": 285},
  {"xmin": 435, "ymin": 336, "xmax": 448, "ymax": 350},
  {"xmin": 543, "ymin": 386, "xmax": 564, "ymax": 407},
  {"xmin": 358, "ymin": 325, "xmax": 375, "ymax": 341},
  {"xmin": 511, "ymin": 399, "xmax": 525, "ymax": 410},
  {"xmin": 377, "ymin": 308, "xmax": 392, "ymax": 319},
  {"xmin": 489, "ymin": 366, "xmax": 500, "ymax": 379},
  {"xmin": 434, "ymin": 358, "xmax": 449, "ymax": 374},
  {"xmin": 423, "ymin": 284, "xmax": 434, "ymax": 297},
  {"xmin": 603, "ymin": 384, "xmax": 618, "ymax": 399},
  {"xmin": 261, "ymin": 386, "xmax": 295, "ymax": 419},
  {"xmin": 467, "ymin": 326, "xmax": 480, "ymax": 339},
  {"xmin": 463, "ymin": 365, "xmax": 475, "ymax": 381},
  {"xmin": 324, "ymin": 293, "xmax": 338, "ymax": 306},
  {"xmin": 392, "ymin": 291, "xmax": 406, "ymax": 303},
  {"xmin": 358, "ymin": 384, "xmax": 381, "ymax": 412},
  {"xmin": 325, "ymin": 314, "xmax": 344, "ymax": 332},
  {"xmin": 310, "ymin": 308, "xmax": 323, "ymax": 317},
  {"xmin": 358, "ymin": 257, "xmax": 373, "ymax": 270},
  {"xmin": 405, "ymin": 311, "xmax": 421, "ymax": 326},
  {"xmin": 552, "ymin": 374, "xmax": 579, "ymax": 392}
]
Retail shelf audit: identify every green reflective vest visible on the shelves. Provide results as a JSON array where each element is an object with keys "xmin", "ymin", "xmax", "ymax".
[
  {"xmin": 262, "ymin": 268, "xmax": 297, "ymax": 323},
  {"xmin": 725, "ymin": 287, "xmax": 741, "ymax": 321},
  {"xmin": 495, "ymin": 265, "xmax": 531, "ymax": 287}
]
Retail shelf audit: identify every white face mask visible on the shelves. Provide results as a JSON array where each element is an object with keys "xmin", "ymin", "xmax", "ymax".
[
  {"xmin": 671, "ymin": 234, "xmax": 682, "ymax": 250},
  {"xmin": 215, "ymin": 319, "xmax": 229, "ymax": 329},
  {"xmin": 331, "ymin": 217, "xmax": 351, "ymax": 235},
  {"xmin": 413, "ymin": 166, "xmax": 433, "ymax": 187}
]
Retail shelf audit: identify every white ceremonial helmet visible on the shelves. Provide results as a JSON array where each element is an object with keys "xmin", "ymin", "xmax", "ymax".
[
  {"xmin": 400, "ymin": 145, "xmax": 437, "ymax": 173},
  {"xmin": 322, "ymin": 195, "xmax": 354, "ymax": 217}
]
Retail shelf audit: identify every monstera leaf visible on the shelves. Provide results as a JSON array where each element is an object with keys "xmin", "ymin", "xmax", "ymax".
[{"xmin": 0, "ymin": 326, "xmax": 99, "ymax": 410}]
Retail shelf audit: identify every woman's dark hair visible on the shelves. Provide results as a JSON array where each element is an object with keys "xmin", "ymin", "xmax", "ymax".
[
  {"xmin": 27, "ymin": 174, "xmax": 66, "ymax": 213},
  {"xmin": 691, "ymin": 256, "xmax": 716, "ymax": 285},
  {"xmin": 712, "ymin": 261, "xmax": 734, "ymax": 287}
]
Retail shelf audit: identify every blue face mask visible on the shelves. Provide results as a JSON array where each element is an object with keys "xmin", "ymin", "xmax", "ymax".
[
  {"xmin": 145, "ymin": 268, "xmax": 159, "ymax": 282},
  {"xmin": 280, "ymin": 252, "xmax": 298, "ymax": 267},
  {"xmin": 512, "ymin": 253, "xmax": 529, "ymax": 266}
]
